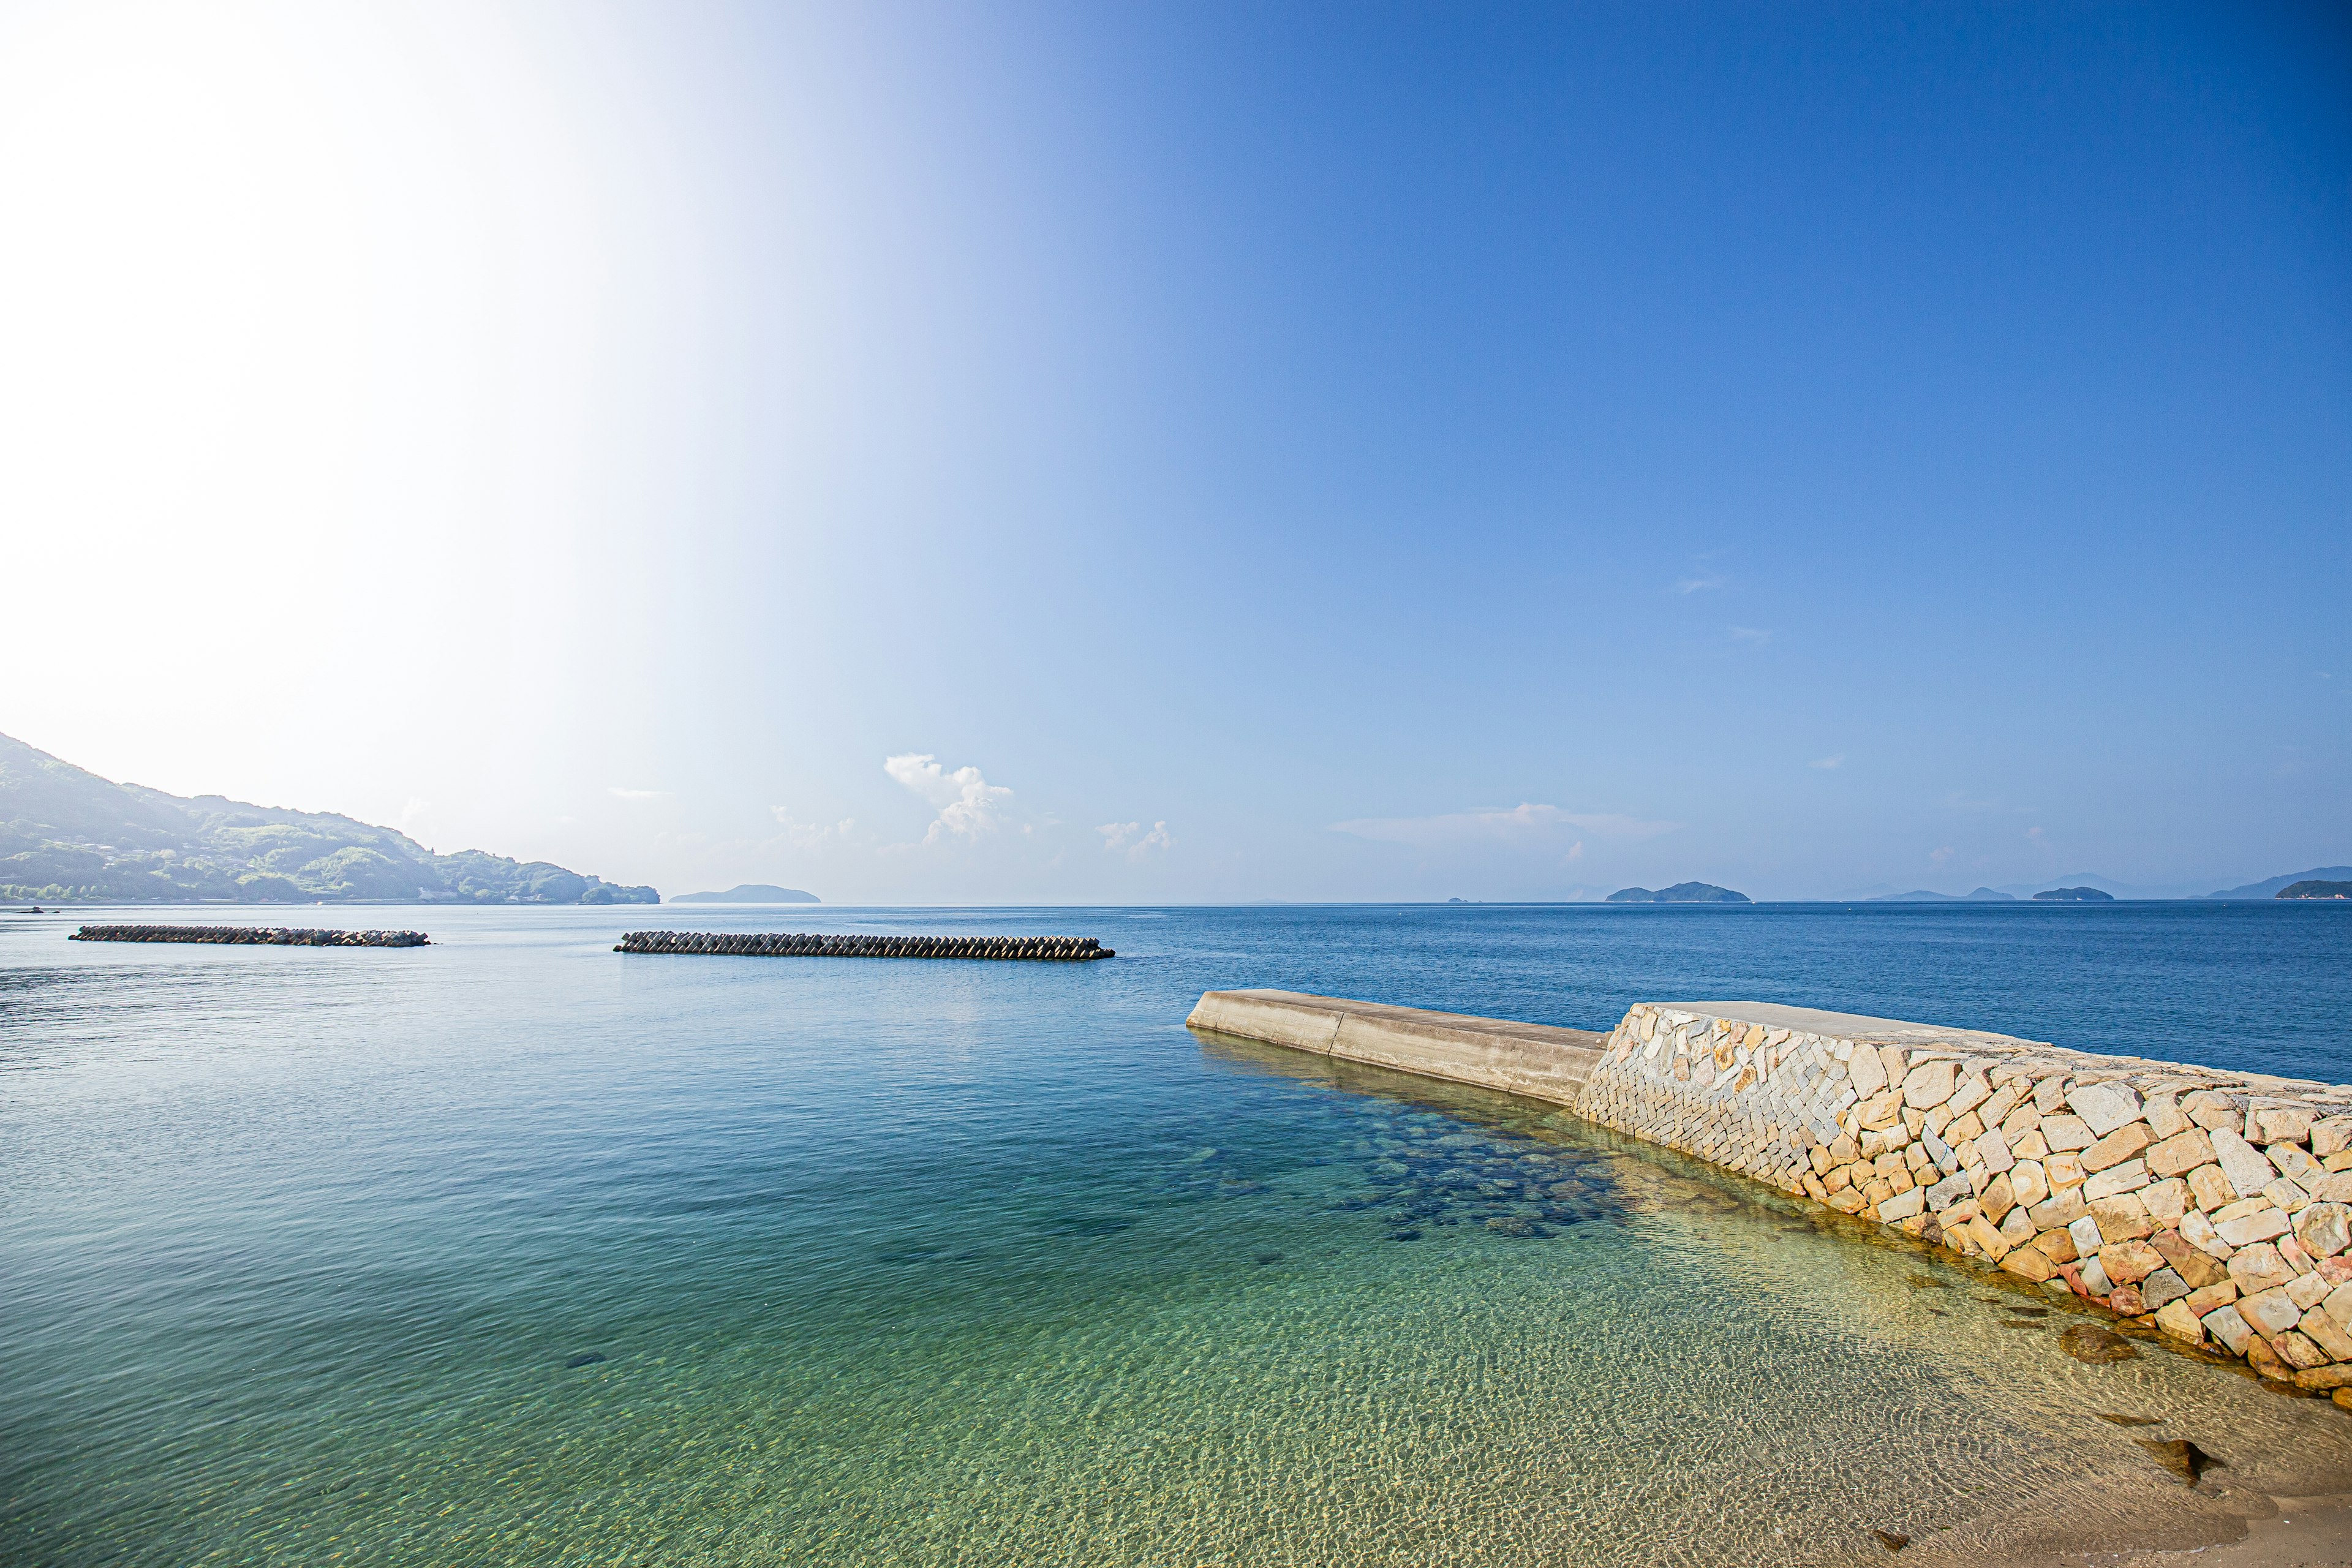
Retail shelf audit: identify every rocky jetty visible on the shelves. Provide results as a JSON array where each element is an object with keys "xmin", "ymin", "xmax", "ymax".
[
  {"xmin": 1591, "ymin": 1004, "xmax": 2352, "ymax": 1393},
  {"xmin": 69, "ymin": 924, "xmax": 429, "ymax": 946},
  {"xmin": 616, "ymin": 932, "xmax": 1112, "ymax": 960}
]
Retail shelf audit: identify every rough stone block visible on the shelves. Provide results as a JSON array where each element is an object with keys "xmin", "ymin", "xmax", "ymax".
[
  {"xmin": 2184, "ymin": 1091, "xmax": 2242, "ymax": 1136},
  {"xmin": 2145, "ymin": 1095, "xmax": 2192, "ymax": 1140},
  {"xmin": 2211, "ymin": 1127, "xmax": 2278, "ymax": 1202},
  {"xmin": 2032, "ymin": 1074, "xmax": 2070, "ymax": 1114},
  {"xmin": 1999, "ymin": 1205, "xmax": 2037, "ymax": 1245},
  {"xmin": 2002, "ymin": 1245, "xmax": 2055, "ymax": 1283},
  {"xmin": 2142, "ymin": 1177, "xmax": 2190, "ymax": 1227},
  {"xmin": 1877, "ymin": 1186, "xmax": 1925, "ymax": 1222},
  {"xmin": 2241, "ymin": 1287, "xmax": 2302, "ymax": 1337},
  {"xmin": 2090, "ymin": 1194, "xmax": 2156, "ymax": 1243},
  {"xmin": 2271, "ymin": 1142, "xmax": 2324, "ymax": 1185},
  {"xmin": 2011, "ymin": 1159, "xmax": 2049, "ymax": 1209},
  {"xmin": 2186, "ymin": 1164, "xmax": 2236, "ymax": 1213},
  {"xmin": 1981, "ymin": 1082, "xmax": 2022, "ymax": 1130},
  {"xmin": 1923, "ymin": 1172, "xmax": 1971, "ymax": 1212},
  {"xmin": 2147, "ymin": 1129, "xmax": 2217, "ymax": 1179},
  {"xmin": 2013, "ymin": 1127, "xmax": 2050, "ymax": 1161},
  {"xmin": 2313, "ymin": 1172, "xmax": 2352, "ymax": 1204},
  {"xmin": 2266, "ymin": 1178, "xmax": 2312, "ymax": 1215},
  {"xmin": 1949, "ymin": 1112, "xmax": 1986, "ymax": 1147},
  {"xmin": 2328, "ymin": 1281, "xmax": 2352, "ymax": 1328},
  {"xmin": 2276, "ymin": 1330, "xmax": 2329, "ymax": 1371},
  {"xmin": 2155, "ymin": 1298, "xmax": 2204, "ymax": 1343},
  {"xmin": 2229, "ymin": 1243, "xmax": 2296, "ymax": 1294},
  {"xmin": 2202, "ymin": 1303, "xmax": 2253, "ymax": 1355},
  {"xmin": 2084, "ymin": 1161, "xmax": 2152, "ymax": 1201},
  {"xmin": 1847, "ymin": 1042, "xmax": 1887, "ymax": 1097},
  {"xmin": 2040, "ymin": 1115, "xmax": 2096, "ymax": 1153},
  {"xmin": 1975, "ymin": 1125, "xmax": 2015, "ymax": 1174},
  {"xmin": 2184, "ymin": 1281, "xmax": 2237, "ymax": 1317},
  {"xmin": 2078, "ymin": 1255, "xmax": 2114, "ymax": 1297},
  {"xmin": 2253, "ymin": 1105, "xmax": 2316, "ymax": 1145},
  {"xmin": 2109, "ymin": 1282, "xmax": 2146, "ymax": 1316},
  {"xmin": 1949, "ymin": 1074, "xmax": 1992, "ymax": 1118},
  {"xmin": 2289, "ymin": 1270, "xmax": 2334, "ymax": 1311},
  {"xmin": 2082, "ymin": 1121, "xmax": 2154, "ymax": 1174},
  {"xmin": 1966, "ymin": 1214, "xmax": 2012, "ymax": 1259},
  {"xmin": 1981, "ymin": 1171, "xmax": 2016, "ymax": 1223},
  {"xmin": 2142, "ymin": 1267, "xmax": 2191, "ymax": 1310},
  {"xmin": 2068, "ymin": 1214, "xmax": 2105, "ymax": 1258},
  {"xmin": 2031, "ymin": 1189, "xmax": 2089, "ymax": 1231},
  {"xmin": 2069, "ymin": 1080, "xmax": 2144, "ymax": 1137},
  {"xmin": 2101, "ymin": 1238, "xmax": 2166, "ymax": 1284},
  {"xmin": 1902, "ymin": 1060, "xmax": 1958, "ymax": 1110},
  {"xmin": 2033, "ymin": 1226, "xmax": 2079, "ymax": 1264},
  {"xmin": 2149, "ymin": 1230, "xmax": 2229, "ymax": 1289},
  {"xmin": 2314, "ymin": 1117, "xmax": 2352, "ymax": 1159},
  {"xmin": 2216, "ymin": 1205, "xmax": 2291, "ymax": 1248}
]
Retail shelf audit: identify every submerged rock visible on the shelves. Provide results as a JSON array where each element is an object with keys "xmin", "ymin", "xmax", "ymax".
[
  {"xmin": 564, "ymin": 1351, "xmax": 606, "ymax": 1368},
  {"xmin": 2136, "ymin": 1438, "xmax": 2220, "ymax": 1485},
  {"xmin": 2059, "ymin": 1325, "xmax": 2140, "ymax": 1364}
]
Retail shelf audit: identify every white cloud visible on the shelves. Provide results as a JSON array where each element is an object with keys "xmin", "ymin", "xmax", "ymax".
[
  {"xmin": 1332, "ymin": 802, "xmax": 1677, "ymax": 845},
  {"xmin": 770, "ymin": 804, "xmax": 856, "ymax": 850},
  {"xmin": 1728, "ymin": 625, "xmax": 1771, "ymax": 645},
  {"xmin": 609, "ymin": 786, "xmax": 666, "ymax": 801},
  {"xmin": 1098, "ymin": 820, "xmax": 1172, "ymax": 861},
  {"xmin": 1809, "ymin": 754, "xmax": 1844, "ymax": 770},
  {"xmin": 1929, "ymin": 845, "xmax": 1955, "ymax": 864},
  {"xmin": 1564, "ymin": 840, "xmax": 1583, "ymax": 861},
  {"xmin": 1675, "ymin": 573, "xmax": 1726, "ymax": 594},
  {"xmin": 884, "ymin": 753, "xmax": 1012, "ymax": 843}
]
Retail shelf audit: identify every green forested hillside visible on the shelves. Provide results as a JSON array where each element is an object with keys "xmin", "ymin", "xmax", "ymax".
[{"xmin": 0, "ymin": 733, "xmax": 657, "ymax": 904}]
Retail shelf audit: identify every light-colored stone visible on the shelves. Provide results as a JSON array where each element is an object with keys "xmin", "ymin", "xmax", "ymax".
[
  {"xmin": 1981, "ymin": 1171, "xmax": 2016, "ymax": 1223},
  {"xmin": 2267, "ymin": 1177, "xmax": 2312, "ymax": 1213},
  {"xmin": 2147, "ymin": 1129, "xmax": 2217, "ymax": 1179},
  {"xmin": 2299, "ymin": 1308, "xmax": 2352, "ymax": 1362},
  {"xmin": 2204, "ymin": 1303, "xmax": 2254, "ymax": 1353},
  {"xmin": 1860, "ymin": 1091, "xmax": 1904, "ymax": 1131},
  {"xmin": 2084, "ymin": 1161, "xmax": 2152, "ymax": 1201},
  {"xmin": 2184, "ymin": 1280, "xmax": 2237, "ymax": 1316},
  {"xmin": 2033, "ymin": 1226, "xmax": 2079, "ymax": 1264},
  {"xmin": 2253, "ymin": 1104, "xmax": 2316, "ymax": 1145},
  {"xmin": 1847, "ymin": 1041, "xmax": 1886, "ymax": 1097},
  {"xmin": 1877, "ymin": 1186, "xmax": 1924, "ymax": 1221},
  {"xmin": 2142, "ymin": 1177, "xmax": 2190, "ymax": 1226},
  {"xmin": 2090, "ymin": 1193, "xmax": 2156, "ymax": 1243},
  {"xmin": 1950, "ymin": 1074, "xmax": 1991, "ymax": 1118},
  {"xmin": 2314, "ymin": 1117, "xmax": 2352, "ymax": 1159},
  {"xmin": 2150, "ymin": 1230, "xmax": 2230, "ymax": 1289},
  {"xmin": 2011, "ymin": 1159, "xmax": 2049, "ymax": 1209},
  {"xmin": 2288, "ymin": 1270, "xmax": 2334, "ymax": 1311},
  {"xmin": 2040, "ymin": 1114, "xmax": 2097, "ymax": 1153},
  {"xmin": 1999, "ymin": 1204, "xmax": 2036, "ymax": 1245},
  {"xmin": 2241, "ymin": 1287, "xmax": 2302, "ymax": 1337},
  {"xmin": 2101, "ymin": 1238, "xmax": 2166, "ymax": 1284},
  {"xmin": 2184, "ymin": 1091, "xmax": 2241, "ymax": 1135},
  {"xmin": 2070, "ymin": 1080, "xmax": 2144, "ymax": 1137},
  {"xmin": 2155, "ymin": 1297, "xmax": 2204, "ymax": 1342},
  {"xmin": 2013, "ymin": 1128, "xmax": 2050, "ymax": 1161},
  {"xmin": 1966, "ymin": 1214, "xmax": 2013, "ymax": 1259},
  {"xmin": 2002, "ymin": 1245, "xmax": 2055, "ymax": 1282},
  {"xmin": 1975, "ymin": 1125, "xmax": 2015, "ymax": 1175},
  {"xmin": 1902, "ymin": 1060, "xmax": 1958, "ymax": 1110},
  {"xmin": 2328, "ymin": 1281, "xmax": 2352, "ymax": 1328},
  {"xmin": 2146, "ymin": 1095, "xmax": 2192, "ymax": 1140},
  {"xmin": 2271, "ymin": 1142, "xmax": 2324, "ymax": 1185},
  {"xmin": 2033, "ymin": 1074, "xmax": 2070, "ymax": 1114},
  {"xmin": 2046, "ymin": 1152, "xmax": 2085, "ymax": 1191},
  {"xmin": 2068, "ymin": 1214, "xmax": 2105, "ymax": 1258},
  {"xmin": 2180, "ymin": 1207, "xmax": 2233, "ymax": 1259},
  {"xmin": 2082, "ymin": 1121, "xmax": 2154, "ymax": 1174},
  {"xmin": 2186, "ymin": 1163, "xmax": 2236, "ymax": 1212},
  {"xmin": 2275, "ymin": 1330, "xmax": 2330, "ymax": 1370},
  {"xmin": 2313, "ymin": 1171, "xmax": 2352, "ymax": 1204},
  {"xmin": 2211, "ymin": 1126, "xmax": 2278, "ymax": 1202},
  {"xmin": 2214, "ymin": 1196, "xmax": 2275, "ymax": 1224},
  {"xmin": 2216, "ymin": 1205, "xmax": 2292, "ymax": 1248},
  {"xmin": 2143, "ymin": 1268, "xmax": 2192, "ymax": 1309},
  {"xmin": 1923, "ymin": 1172, "xmax": 1971, "ymax": 1212},
  {"xmin": 2030, "ymin": 1189, "xmax": 2089, "ymax": 1231},
  {"xmin": 2109, "ymin": 1282, "xmax": 2146, "ymax": 1316},
  {"xmin": 1950, "ymin": 1114, "xmax": 1985, "ymax": 1147},
  {"xmin": 2230, "ymin": 1243, "xmax": 2297, "ymax": 1294}
]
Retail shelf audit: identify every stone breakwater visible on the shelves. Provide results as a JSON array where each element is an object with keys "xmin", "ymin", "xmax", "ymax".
[
  {"xmin": 69, "ymin": 924, "xmax": 429, "ymax": 947},
  {"xmin": 1188, "ymin": 989, "xmax": 2352, "ymax": 1398},
  {"xmin": 616, "ymin": 931, "xmax": 1113, "ymax": 960}
]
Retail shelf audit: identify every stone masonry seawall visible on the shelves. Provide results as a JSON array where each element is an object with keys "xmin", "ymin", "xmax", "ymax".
[{"xmin": 1188, "ymin": 989, "xmax": 2352, "ymax": 1396}]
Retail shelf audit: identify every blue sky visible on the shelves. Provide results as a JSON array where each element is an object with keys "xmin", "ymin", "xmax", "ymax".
[{"xmin": 1, "ymin": 1, "xmax": 2345, "ymax": 900}]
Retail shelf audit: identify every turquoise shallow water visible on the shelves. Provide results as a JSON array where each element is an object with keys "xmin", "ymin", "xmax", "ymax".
[{"xmin": 5, "ymin": 902, "xmax": 2351, "ymax": 1566}]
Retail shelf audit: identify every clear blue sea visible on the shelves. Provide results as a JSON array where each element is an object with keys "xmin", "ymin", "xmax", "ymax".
[{"xmin": 5, "ymin": 902, "xmax": 2350, "ymax": 1566}]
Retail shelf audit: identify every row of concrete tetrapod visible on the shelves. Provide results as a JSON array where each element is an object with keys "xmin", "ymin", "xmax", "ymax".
[
  {"xmin": 69, "ymin": 925, "xmax": 431, "ymax": 946},
  {"xmin": 615, "ymin": 931, "xmax": 1113, "ymax": 960}
]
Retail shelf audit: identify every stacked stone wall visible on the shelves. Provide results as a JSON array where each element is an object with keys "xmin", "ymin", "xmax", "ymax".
[{"xmin": 1587, "ymin": 1004, "xmax": 2352, "ymax": 1392}]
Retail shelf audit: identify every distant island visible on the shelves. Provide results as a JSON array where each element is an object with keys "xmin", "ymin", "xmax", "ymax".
[
  {"xmin": 2031, "ymin": 886, "xmax": 2114, "ymax": 902},
  {"xmin": 1607, "ymin": 882, "xmax": 1751, "ymax": 904},
  {"xmin": 670, "ymin": 884, "xmax": 820, "ymax": 904},
  {"xmin": 2279, "ymin": 880, "xmax": 2352, "ymax": 900},
  {"xmin": 0, "ymin": 732, "xmax": 657, "ymax": 905},
  {"xmin": 2204, "ymin": 867, "xmax": 2352, "ymax": 899},
  {"xmin": 1868, "ymin": 888, "xmax": 2016, "ymax": 903}
]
